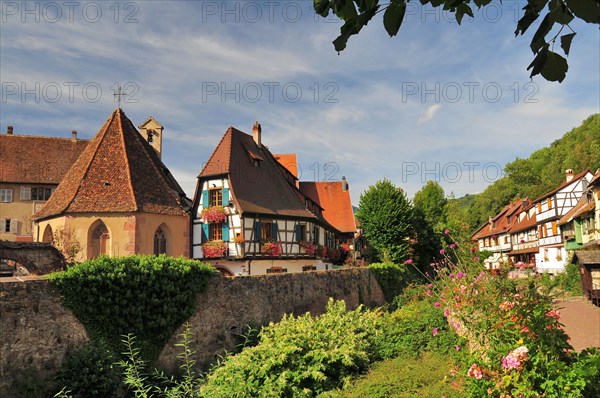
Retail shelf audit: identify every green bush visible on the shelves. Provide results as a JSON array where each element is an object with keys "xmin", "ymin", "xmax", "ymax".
[
  {"xmin": 537, "ymin": 264, "xmax": 583, "ymax": 297},
  {"xmin": 200, "ymin": 299, "xmax": 381, "ymax": 397},
  {"xmin": 53, "ymin": 342, "xmax": 120, "ymax": 398},
  {"xmin": 48, "ymin": 255, "xmax": 216, "ymax": 361},
  {"xmin": 368, "ymin": 262, "xmax": 418, "ymax": 302}
]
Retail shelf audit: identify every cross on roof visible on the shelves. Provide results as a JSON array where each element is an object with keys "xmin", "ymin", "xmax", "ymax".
[{"xmin": 113, "ymin": 86, "xmax": 126, "ymax": 108}]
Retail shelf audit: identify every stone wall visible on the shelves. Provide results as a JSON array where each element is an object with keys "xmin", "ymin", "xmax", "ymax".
[
  {"xmin": 0, "ymin": 240, "xmax": 66, "ymax": 275},
  {"xmin": 0, "ymin": 268, "xmax": 384, "ymax": 396},
  {"xmin": 0, "ymin": 276, "xmax": 89, "ymax": 396}
]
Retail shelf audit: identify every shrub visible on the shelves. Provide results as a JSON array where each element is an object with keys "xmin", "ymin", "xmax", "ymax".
[
  {"xmin": 53, "ymin": 342, "xmax": 120, "ymax": 398},
  {"xmin": 369, "ymin": 262, "xmax": 418, "ymax": 302},
  {"xmin": 200, "ymin": 299, "xmax": 380, "ymax": 397},
  {"xmin": 48, "ymin": 255, "xmax": 216, "ymax": 361}
]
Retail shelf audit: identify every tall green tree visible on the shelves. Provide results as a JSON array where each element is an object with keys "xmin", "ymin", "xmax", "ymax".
[
  {"xmin": 314, "ymin": 0, "xmax": 599, "ymax": 82},
  {"xmin": 413, "ymin": 181, "xmax": 447, "ymax": 233},
  {"xmin": 356, "ymin": 179, "xmax": 413, "ymax": 264}
]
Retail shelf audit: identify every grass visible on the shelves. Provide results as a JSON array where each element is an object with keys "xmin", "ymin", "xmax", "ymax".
[{"xmin": 320, "ymin": 351, "xmax": 464, "ymax": 398}]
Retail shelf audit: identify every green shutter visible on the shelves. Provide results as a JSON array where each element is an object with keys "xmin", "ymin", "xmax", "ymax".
[
  {"xmin": 254, "ymin": 222, "xmax": 262, "ymax": 242},
  {"xmin": 272, "ymin": 222, "xmax": 279, "ymax": 240},
  {"xmin": 222, "ymin": 187, "xmax": 229, "ymax": 206},
  {"xmin": 222, "ymin": 221, "xmax": 230, "ymax": 241},
  {"xmin": 202, "ymin": 189, "xmax": 209, "ymax": 208},
  {"xmin": 202, "ymin": 224, "xmax": 209, "ymax": 242}
]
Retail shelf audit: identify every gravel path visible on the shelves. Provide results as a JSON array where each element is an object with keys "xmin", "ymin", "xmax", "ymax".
[{"xmin": 557, "ymin": 297, "xmax": 600, "ymax": 352}]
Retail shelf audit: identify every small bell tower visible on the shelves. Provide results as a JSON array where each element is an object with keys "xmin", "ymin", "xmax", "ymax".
[{"xmin": 138, "ymin": 116, "xmax": 164, "ymax": 159}]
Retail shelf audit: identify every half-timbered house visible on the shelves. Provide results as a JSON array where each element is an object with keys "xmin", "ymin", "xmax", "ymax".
[
  {"xmin": 508, "ymin": 203, "xmax": 538, "ymax": 268},
  {"xmin": 533, "ymin": 169, "xmax": 594, "ymax": 273},
  {"xmin": 190, "ymin": 122, "xmax": 340, "ymax": 276}
]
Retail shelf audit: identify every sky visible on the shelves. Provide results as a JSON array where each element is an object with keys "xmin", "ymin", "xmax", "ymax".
[{"xmin": 1, "ymin": 1, "xmax": 599, "ymax": 205}]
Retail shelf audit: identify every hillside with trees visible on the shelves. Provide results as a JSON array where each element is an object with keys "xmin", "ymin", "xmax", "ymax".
[{"xmin": 460, "ymin": 113, "xmax": 600, "ymax": 230}]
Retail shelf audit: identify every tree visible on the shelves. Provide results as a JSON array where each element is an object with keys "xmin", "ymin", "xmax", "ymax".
[
  {"xmin": 413, "ymin": 180, "xmax": 447, "ymax": 233},
  {"xmin": 52, "ymin": 226, "xmax": 82, "ymax": 265},
  {"xmin": 313, "ymin": 0, "xmax": 599, "ymax": 82},
  {"xmin": 356, "ymin": 179, "xmax": 413, "ymax": 264}
]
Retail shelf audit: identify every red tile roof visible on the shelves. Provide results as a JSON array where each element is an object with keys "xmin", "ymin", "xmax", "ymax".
[
  {"xmin": 0, "ymin": 135, "xmax": 88, "ymax": 184},
  {"xmin": 508, "ymin": 207, "xmax": 538, "ymax": 234},
  {"xmin": 198, "ymin": 127, "xmax": 319, "ymax": 220},
  {"xmin": 33, "ymin": 109, "xmax": 189, "ymax": 220},
  {"xmin": 299, "ymin": 181, "xmax": 356, "ymax": 234},
  {"xmin": 472, "ymin": 199, "xmax": 529, "ymax": 239},
  {"xmin": 558, "ymin": 197, "xmax": 596, "ymax": 226}
]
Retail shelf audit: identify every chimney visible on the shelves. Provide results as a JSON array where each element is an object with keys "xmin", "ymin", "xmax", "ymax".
[
  {"xmin": 7, "ymin": 125, "xmax": 13, "ymax": 135},
  {"xmin": 341, "ymin": 176, "xmax": 349, "ymax": 192},
  {"xmin": 71, "ymin": 129, "xmax": 77, "ymax": 142},
  {"xmin": 252, "ymin": 121, "xmax": 261, "ymax": 148},
  {"xmin": 565, "ymin": 169, "xmax": 574, "ymax": 183}
]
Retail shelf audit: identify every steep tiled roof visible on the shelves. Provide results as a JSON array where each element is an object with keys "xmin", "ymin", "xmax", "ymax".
[
  {"xmin": 0, "ymin": 135, "xmax": 88, "ymax": 184},
  {"xmin": 532, "ymin": 169, "xmax": 592, "ymax": 203},
  {"xmin": 509, "ymin": 206, "xmax": 538, "ymax": 233},
  {"xmin": 198, "ymin": 127, "xmax": 318, "ymax": 219},
  {"xmin": 472, "ymin": 199, "xmax": 529, "ymax": 239},
  {"xmin": 558, "ymin": 197, "xmax": 596, "ymax": 226},
  {"xmin": 299, "ymin": 181, "xmax": 356, "ymax": 234},
  {"xmin": 33, "ymin": 109, "xmax": 189, "ymax": 220}
]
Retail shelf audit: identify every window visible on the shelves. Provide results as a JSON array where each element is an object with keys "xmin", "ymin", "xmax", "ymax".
[
  {"xmin": 295, "ymin": 224, "xmax": 307, "ymax": 242},
  {"xmin": 313, "ymin": 225, "xmax": 320, "ymax": 244},
  {"xmin": 32, "ymin": 187, "xmax": 53, "ymax": 201},
  {"xmin": 20, "ymin": 187, "xmax": 31, "ymax": 201},
  {"xmin": 2, "ymin": 219, "xmax": 10, "ymax": 233},
  {"xmin": 154, "ymin": 227, "xmax": 167, "ymax": 255},
  {"xmin": 261, "ymin": 222, "xmax": 272, "ymax": 241},
  {"xmin": 209, "ymin": 189, "xmax": 222, "ymax": 207},
  {"xmin": 210, "ymin": 223, "xmax": 223, "ymax": 240},
  {"xmin": 0, "ymin": 189, "xmax": 13, "ymax": 202}
]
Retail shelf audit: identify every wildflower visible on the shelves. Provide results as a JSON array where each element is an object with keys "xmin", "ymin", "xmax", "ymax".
[
  {"xmin": 440, "ymin": 249, "xmax": 445, "ymax": 255},
  {"xmin": 467, "ymin": 364, "xmax": 483, "ymax": 379},
  {"xmin": 426, "ymin": 290, "xmax": 431, "ymax": 296},
  {"xmin": 456, "ymin": 271, "xmax": 465, "ymax": 278},
  {"xmin": 450, "ymin": 244, "xmax": 456, "ymax": 249},
  {"xmin": 406, "ymin": 259, "xmax": 413, "ymax": 264},
  {"xmin": 435, "ymin": 301, "xmax": 440, "ymax": 308},
  {"xmin": 455, "ymin": 345, "xmax": 461, "ymax": 351},
  {"xmin": 443, "ymin": 308, "xmax": 450, "ymax": 317},
  {"xmin": 501, "ymin": 346, "xmax": 529, "ymax": 370},
  {"xmin": 473, "ymin": 256, "xmax": 479, "ymax": 261},
  {"xmin": 454, "ymin": 241, "xmax": 459, "ymax": 246},
  {"xmin": 428, "ymin": 283, "xmax": 433, "ymax": 288},
  {"xmin": 546, "ymin": 309, "xmax": 560, "ymax": 320},
  {"xmin": 444, "ymin": 229, "xmax": 450, "ymax": 234},
  {"xmin": 432, "ymin": 328, "xmax": 439, "ymax": 336}
]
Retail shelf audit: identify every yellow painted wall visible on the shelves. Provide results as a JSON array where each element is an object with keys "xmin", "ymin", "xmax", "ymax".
[
  {"xmin": 0, "ymin": 183, "xmax": 56, "ymax": 241},
  {"xmin": 35, "ymin": 212, "xmax": 189, "ymax": 261}
]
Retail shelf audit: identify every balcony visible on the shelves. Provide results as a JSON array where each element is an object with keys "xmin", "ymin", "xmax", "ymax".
[
  {"xmin": 513, "ymin": 241, "xmax": 539, "ymax": 251},
  {"xmin": 537, "ymin": 207, "xmax": 557, "ymax": 222},
  {"xmin": 539, "ymin": 235, "xmax": 563, "ymax": 246}
]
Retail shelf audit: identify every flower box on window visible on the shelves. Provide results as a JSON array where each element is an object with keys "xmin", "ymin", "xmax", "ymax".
[
  {"xmin": 299, "ymin": 240, "xmax": 315, "ymax": 255},
  {"xmin": 203, "ymin": 240, "xmax": 228, "ymax": 258},
  {"xmin": 262, "ymin": 240, "xmax": 282, "ymax": 257},
  {"xmin": 201, "ymin": 206, "xmax": 227, "ymax": 224}
]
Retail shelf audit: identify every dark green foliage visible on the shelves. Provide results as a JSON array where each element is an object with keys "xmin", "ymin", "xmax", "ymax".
[
  {"xmin": 314, "ymin": 1, "xmax": 599, "ymax": 82},
  {"xmin": 356, "ymin": 179, "xmax": 413, "ymax": 264},
  {"xmin": 538, "ymin": 263, "xmax": 584, "ymax": 297},
  {"xmin": 53, "ymin": 342, "xmax": 120, "ymax": 398},
  {"xmin": 48, "ymin": 255, "xmax": 216, "ymax": 361},
  {"xmin": 368, "ymin": 262, "xmax": 418, "ymax": 302}
]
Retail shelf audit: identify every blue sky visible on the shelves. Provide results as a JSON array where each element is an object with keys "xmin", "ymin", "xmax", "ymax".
[{"xmin": 1, "ymin": 1, "xmax": 599, "ymax": 205}]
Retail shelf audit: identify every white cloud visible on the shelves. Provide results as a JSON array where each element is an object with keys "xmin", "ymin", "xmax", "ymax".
[{"xmin": 417, "ymin": 104, "xmax": 443, "ymax": 125}]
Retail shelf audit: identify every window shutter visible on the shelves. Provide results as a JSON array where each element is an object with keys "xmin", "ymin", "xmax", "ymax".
[
  {"xmin": 20, "ymin": 187, "xmax": 31, "ymax": 201},
  {"xmin": 201, "ymin": 224, "xmax": 209, "ymax": 243},
  {"xmin": 552, "ymin": 222, "xmax": 557, "ymax": 236},
  {"xmin": 9, "ymin": 219, "xmax": 18, "ymax": 234},
  {"xmin": 0, "ymin": 219, "xmax": 5, "ymax": 233},
  {"xmin": 222, "ymin": 187, "xmax": 230, "ymax": 206},
  {"xmin": 537, "ymin": 203, "xmax": 542, "ymax": 212},
  {"xmin": 295, "ymin": 224, "xmax": 302, "ymax": 241},
  {"xmin": 222, "ymin": 221, "xmax": 230, "ymax": 241},
  {"xmin": 272, "ymin": 222, "xmax": 278, "ymax": 240},
  {"xmin": 202, "ymin": 189, "xmax": 209, "ymax": 208},
  {"xmin": 254, "ymin": 222, "xmax": 262, "ymax": 241}
]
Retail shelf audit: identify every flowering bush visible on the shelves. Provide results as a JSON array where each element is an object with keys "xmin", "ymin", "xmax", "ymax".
[
  {"xmin": 327, "ymin": 247, "xmax": 341, "ymax": 261},
  {"xmin": 317, "ymin": 245, "xmax": 327, "ymax": 258},
  {"xmin": 203, "ymin": 240, "xmax": 227, "ymax": 258},
  {"xmin": 413, "ymin": 232, "xmax": 600, "ymax": 398},
  {"xmin": 299, "ymin": 240, "xmax": 315, "ymax": 255},
  {"xmin": 200, "ymin": 206, "xmax": 227, "ymax": 224},
  {"xmin": 262, "ymin": 240, "xmax": 282, "ymax": 257}
]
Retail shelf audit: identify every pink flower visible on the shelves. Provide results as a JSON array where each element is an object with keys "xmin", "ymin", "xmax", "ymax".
[
  {"xmin": 450, "ymin": 244, "xmax": 456, "ymax": 249},
  {"xmin": 444, "ymin": 229, "xmax": 450, "ymax": 234},
  {"xmin": 426, "ymin": 290, "xmax": 431, "ymax": 296},
  {"xmin": 432, "ymin": 328, "xmax": 439, "ymax": 336},
  {"xmin": 546, "ymin": 309, "xmax": 560, "ymax": 320},
  {"xmin": 440, "ymin": 249, "xmax": 445, "ymax": 255},
  {"xmin": 473, "ymin": 256, "xmax": 479, "ymax": 261},
  {"xmin": 406, "ymin": 259, "xmax": 413, "ymax": 264},
  {"xmin": 455, "ymin": 345, "xmax": 461, "ymax": 351},
  {"xmin": 467, "ymin": 364, "xmax": 483, "ymax": 379},
  {"xmin": 501, "ymin": 346, "xmax": 529, "ymax": 371},
  {"xmin": 434, "ymin": 302, "xmax": 440, "ymax": 308}
]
